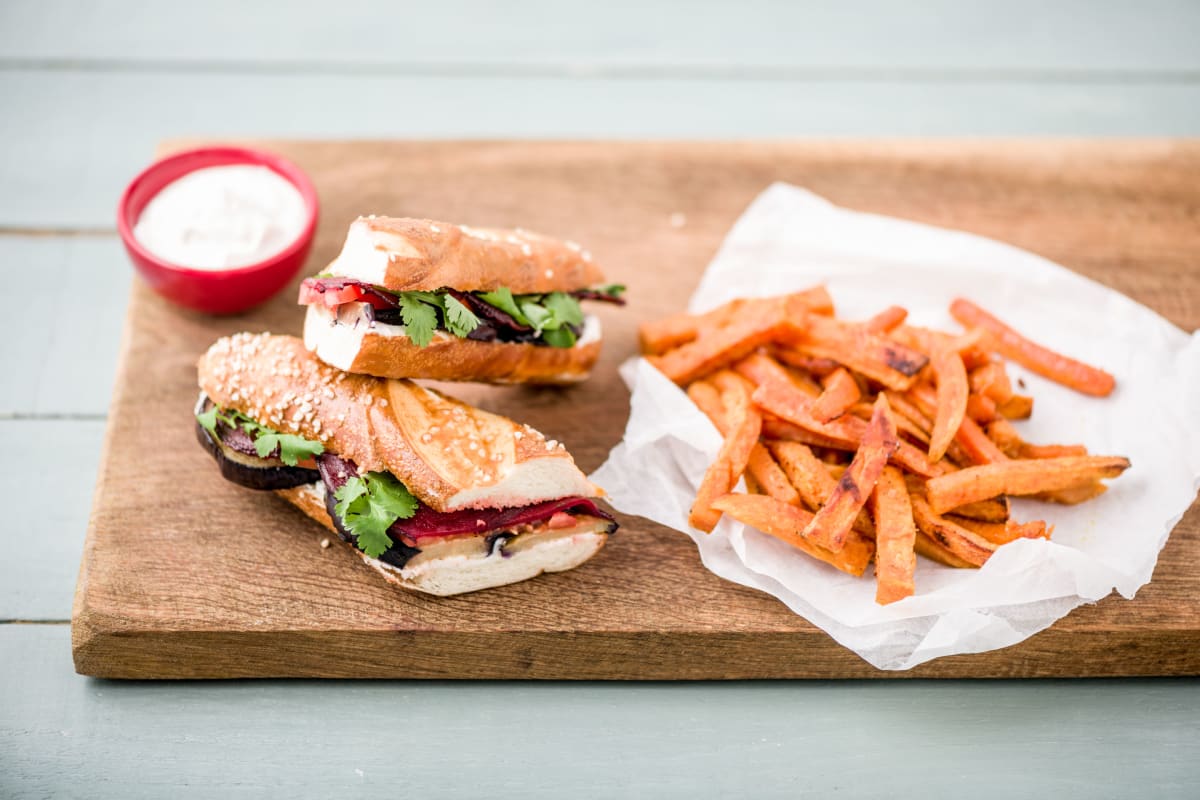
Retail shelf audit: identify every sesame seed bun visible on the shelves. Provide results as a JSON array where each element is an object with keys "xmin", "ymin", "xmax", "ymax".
[{"xmin": 197, "ymin": 333, "xmax": 599, "ymax": 513}]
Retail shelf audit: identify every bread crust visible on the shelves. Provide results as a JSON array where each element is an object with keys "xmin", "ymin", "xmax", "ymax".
[
  {"xmin": 198, "ymin": 334, "xmax": 597, "ymax": 512},
  {"xmin": 332, "ymin": 216, "xmax": 606, "ymax": 294},
  {"xmin": 304, "ymin": 303, "xmax": 601, "ymax": 384},
  {"xmin": 275, "ymin": 483, "xmax": 610, "ymax": 596}
]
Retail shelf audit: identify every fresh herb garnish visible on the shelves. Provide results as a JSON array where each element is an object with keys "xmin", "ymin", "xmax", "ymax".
[
  {"xmin": 397, "ymin": 292, "xmax": 442, "ymax": 347},
  {"xmin": 593, "ymin": 283, "xmax": 626, "ymax": 298},
  {"xmin": 478, "ymin": 287, "xmax": 529, "ymax": 326},
  {"xmin": 443, "ymin": 293, "xmax": 481, "ymax": 338},
  {"xmin": 196, "ymin": 406, "xmax": 324, "ymax": 467},
  {"xmin": 333, "ymin": 472, "xmax": 419, "ymax": 558}
]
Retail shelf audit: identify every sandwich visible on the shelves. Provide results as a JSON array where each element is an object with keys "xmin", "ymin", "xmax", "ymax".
[
  {"xmin": 299, "ymin": 216, "xmax": 624, "ymax": 384},
  {"xmin": 194, "ymin": 332, "xmax": 617, "ymax": 596}
]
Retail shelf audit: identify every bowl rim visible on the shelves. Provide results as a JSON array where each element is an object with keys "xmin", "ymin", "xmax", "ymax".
[{"xmin": 116, "ymin": 145, "xmax": 320, "ymax": 279}]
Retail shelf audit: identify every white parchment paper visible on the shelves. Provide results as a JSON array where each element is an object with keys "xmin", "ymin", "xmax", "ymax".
[{"xmin": 591, "ymin": 183, "xmax": 1200, "ymax": 670}]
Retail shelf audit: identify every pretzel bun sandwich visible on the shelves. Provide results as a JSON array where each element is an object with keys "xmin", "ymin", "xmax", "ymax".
[
  {"xmin": 195, "ymin": 333, "xmax": 617, "ymax": 596},
  {"xmin": 299, "ymin": 216, "xmax": 625, "ymax": 384}
]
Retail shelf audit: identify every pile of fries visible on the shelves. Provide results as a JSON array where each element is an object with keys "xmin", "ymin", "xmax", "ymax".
[{"xmin": 639, "ymin": 288, "xmax": 1130, "ymax": 605}]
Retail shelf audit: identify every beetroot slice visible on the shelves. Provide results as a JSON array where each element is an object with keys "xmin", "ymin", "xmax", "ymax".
[{"xmin": 316, "ymin": 453, "xmax": 616, "ymax": 549}]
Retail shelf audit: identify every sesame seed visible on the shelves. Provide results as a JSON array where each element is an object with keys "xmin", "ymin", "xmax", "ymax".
[{"xmin": 430, "ymin": 224, "xmax": 441, "ymax": 233}]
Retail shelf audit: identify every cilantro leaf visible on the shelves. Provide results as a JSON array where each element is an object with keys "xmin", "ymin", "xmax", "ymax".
[
  {"xmin": 544, "ymin": 291, "xmax": 584, "ymax": 328},
  {"xmin": 198, "ymin": 404, "xmax": 322, "ymax": 465},
  {"xmin": 541, "ymin": 326, "xmax": 577, "ymax": 348},
  {"xmin": 332, "ymin": 472, "xmax": 419, "ymax": 559},
  {"xmin": 594, "ymin": 283, "xmax": 625, "ymax": 298},
  {"xmin": 443, "ymin": 294, "xmax": 480, "ymax": 338},
  {"xmin": 254, "ymin": 432, "xmax": 324, "ymax": 466},
  {"xmin": 398, "ymin": 293, "xmax": 441, "ymax": 347},
  {"xmin": 478, "ymin": 287, "xmax": 531, "ymax": 326},
  {"xmin": 196, "ymin": 407, "xmax": 220, "ymax": 435},
  {"xmin": 520, "ymin": 300, "xmax": 554, "ymax": 333}
]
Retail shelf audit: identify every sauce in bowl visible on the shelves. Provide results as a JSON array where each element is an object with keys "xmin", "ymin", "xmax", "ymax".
[{"xmin": 133, "ymin": 164, "xmax": 308, "ymax": 270}]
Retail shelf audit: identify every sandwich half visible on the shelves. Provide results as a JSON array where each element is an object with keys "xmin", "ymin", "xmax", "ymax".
[
  {"xmin": 195, "ymin": 332, "xmax": 617, "ymax": 596},
  {"xmin": 299, "ymin": 216, "xmax": 624, "ymax": 384}
]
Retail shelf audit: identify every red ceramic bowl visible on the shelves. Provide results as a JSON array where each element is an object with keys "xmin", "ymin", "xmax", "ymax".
[{"xmin": 117, "ymin": 146, "xmax": 319, "ymax": 315}]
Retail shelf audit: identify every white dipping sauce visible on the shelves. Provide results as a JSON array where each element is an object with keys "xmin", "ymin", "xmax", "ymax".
[{"xmin": 133, "ymin": 164, "xmax": 307, "ymax": 270}]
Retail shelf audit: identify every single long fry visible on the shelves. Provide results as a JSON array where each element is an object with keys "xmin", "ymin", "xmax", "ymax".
[
  {"xmin": 801, "ymin": 395, "xmax": 898, "ymax": 552},
  {"xmin": 950, "ymin": 298, "xmax": 1116, "ymax": 396},
  {"xmin": 711, "ymin": 494, "xmax": 874, "ymax": 576},
  {"xmin": 689, "ymin": 381, "xmax": 763, "ymax": 532},
  {"xmin": 926, "ymin": 456, "xmax": 1131, "ymax": 515},
  {"xmin": 768, "ymin": 441, "xmax": 873, "ymax": 534},
  {"xmin": 705, "ymin": 494, "xmax": 878, "ymax": 575},
  {"xmin": 811, "ymin": 367, "xmax": 861, "ymax": 423},
  {"xmin": 638, "ymin": 300, "xmax": 744, "ymax": 356},
  {"xmin": 872, "ymin": 466, "xmax": 917, "ymax": 604},
  {"xmin": 949, "ymin": 516, "xmax": 1051, "ymax": 545},
  {"xmin": 929, "ymin": 347, "xmax": 968, "ymax": 462},
  {"xmin": 792, "ymin": 315, "xmax": 929, "ymax": 391},
  {"xmin": 651, "ymin": 299, "xmax": 795, "ymax": 385},
  {"xmin": 910, "ymin": 494, "xmax": 997, "ymax": 567}
]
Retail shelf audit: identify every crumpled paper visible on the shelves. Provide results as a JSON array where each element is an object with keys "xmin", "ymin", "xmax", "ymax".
[{"xmin": 592, "ymin": 183, "xmax": 1200, "ymax": 670}]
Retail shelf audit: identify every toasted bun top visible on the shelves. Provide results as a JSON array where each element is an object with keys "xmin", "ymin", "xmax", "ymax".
[
  {"xmin": 323, "ymin": 216, "xmax": 606, "ymax": 294},
  {"xmin": 197, "ymin": 333, "xmax": 598, "ymax": 512}
]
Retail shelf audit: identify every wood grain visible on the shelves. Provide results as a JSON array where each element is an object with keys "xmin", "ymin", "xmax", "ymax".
[{"xmin": 72, "ymin": 140, "xmax": 1200, "ymax": 679}]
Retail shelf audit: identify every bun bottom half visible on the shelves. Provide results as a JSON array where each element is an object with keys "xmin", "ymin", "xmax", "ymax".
[
  {"xmin": 276, "ymin": 483, "xmax": 610, "ymax": 596},
  {"xmin": 303, "ymin": 303, "xmax": 601, "ymax": 384}
]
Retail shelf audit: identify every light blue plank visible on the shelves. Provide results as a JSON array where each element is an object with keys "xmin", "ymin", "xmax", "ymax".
[
  {"xmin": 3, "ymin": 71, "xmax": 1200, "ymax": 230},
  {"xmin": 1, "ymin": 626, "xmax": 1199, "ymax": 799},
  {"xmin": 0, "ymin": 237, "xmax": 129, "ymax": 415},
  {"xmin": 1, "ymin": 0, "xmax": 1198, "ymax": 73},
  {"xmin": 0, "ymin": 422, "xmax": 104, "ymax": 621}
]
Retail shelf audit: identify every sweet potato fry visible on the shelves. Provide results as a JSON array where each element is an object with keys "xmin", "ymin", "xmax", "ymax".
[
  {"xmin": 650, "ymin": 299, "xmax": 797, "ymax": 385},
  {"xmin": 751, "ymin": 379, "xmax": 865, "ymax": 446},
  {"xmin": 711, "ymin": 494, "xmax": 874, "ymax": 576},
  {"xmin": 906, "ymin": 383, "xmax": 998, "ymax": 465},
  {"xmin": 1035, "ymin": 482, "xmax": 1108, "ymax": 505},
  {"xmin": 761, "ymin": 417, "xmax": 857, "ymax": 450},
  {"xmin": 926, "ymin": 455, "xmax": 1131, "ymax": 515},
  {"xmin": 801, "ymin": 395, "xmax": 898, "ymax": 552},
  {"xmin": 638, "ymin": 300, "xmax": 743, "ymax": 356},
  {"xmin": 997, "ymin": 394, "xmax": 1034, "ymax": 419},
  {"xmin": 910, "ymin": 493, "xmax": 997, "ymax": 567},
  {"xmin": 984, "ymin": 417, "xmax": 1024, "ymax": 458},
  {"xmin": 929, "ymin": 347, "xmax": 969, "ymax": 462},
  {"xmin": 811, "ymin": 367, "xmax": 861, "ymax": 423},
  {"xmin": 872, "ymin": 466, "xmax": 917, "ymax": 604},
  {"xmin": 735, "ymin": 352, "xmax": 821, "ymax": 397},
  {"xmin": 885, "ymin": 391, "xmax": 933, "ymax": 436},
  {"xmin": 689, "ymin": 378, "xmax": 800, "ymax": 505},
  {"xmin": 772, "ymin": 348, "xmax": 840, "ymax": 378},
  {"xmin": 968, "ymin": 362, "xmax": 1014, "ymax": 404},
  {"xmin": 768, "ymin": 441, "xmax": 873, "ymax": 534},
  {"xmin": 791, "ymin": 315, "xmax": 929, "ymax": 391},
  {"xmin": 965, "ymin": 393, "xmax": 998, "ymax": 424},
  {"xmin": 689, "ymin": 380, "xmax": 763, "ymax": 532},
  {"xmin": 863, "ymin": 305, "xmax": 908, "ymax": 334},
  {"xmin": 854, "ymin": 401, "xmax": 930, "ymax": 444},
  {"xmin": 949, "ymin": 516, "xmax": 1051, "ymax": 545},
  {"xmin": 950, "ymin": 298, "xmax": 1116, "ymax": 396},
  {"xmin": 951, "ymin": 496, "xmax": 1010, "ymax": 522},
  {"xmin": 914, "ymin": 530, "xmax": 976, "ymax": 568}
]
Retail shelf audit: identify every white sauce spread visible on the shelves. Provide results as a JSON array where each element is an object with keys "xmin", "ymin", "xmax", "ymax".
[{"xmin": 133, "ymin": 165, "xmax": 307, "ymax": 270}]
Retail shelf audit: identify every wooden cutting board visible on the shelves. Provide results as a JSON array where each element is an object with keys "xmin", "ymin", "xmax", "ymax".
[{"xmin": 72, "ymin": 140, "xmax": 1200, "ymax": 679}]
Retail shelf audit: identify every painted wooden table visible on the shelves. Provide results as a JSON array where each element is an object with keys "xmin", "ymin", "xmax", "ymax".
[{"xmin": 2, "ymin": 2, "xmax": 1199, "ymax": 797}]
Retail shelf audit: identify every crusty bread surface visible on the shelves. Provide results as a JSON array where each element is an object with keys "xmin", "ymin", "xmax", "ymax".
[
  {"xmin": 303, "ymin": 302, "xmax": 601, "ymax": 384},
  {"xmin": 326, "ymin": 216, "xmax": 606, "ymax": 294},
  {"xmin": 276, "ymin": 483, "xmax": 610, "ymax": 596},
  {"xmin": 198, "ymin": 333, "xmax": 598, "ymax": 512}
]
